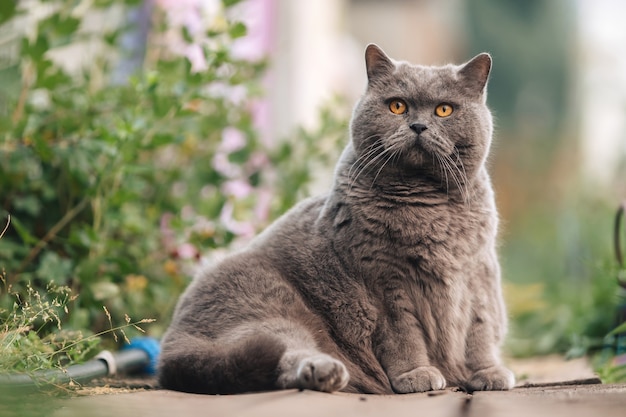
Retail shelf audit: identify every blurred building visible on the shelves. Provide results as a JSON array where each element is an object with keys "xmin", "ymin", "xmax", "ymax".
[
  {"xmin": 5, "ymin": 0, "xmax": 624, "ymax": 195},
  {"xmin": 255, "ymin": 0, "xmax": 465, "ymax": 141},
  {"xmin": 577, "ymin": 0, "xmax": 626, "ymax": 193},
  {"xmin": 246, "ymin": 0, "xmax": 624, "ymax": 198}
]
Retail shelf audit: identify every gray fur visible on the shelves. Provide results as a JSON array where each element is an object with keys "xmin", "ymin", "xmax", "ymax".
[{"xmin": 158, "ymin": 44, "xmax": 515, "ymax": 394}]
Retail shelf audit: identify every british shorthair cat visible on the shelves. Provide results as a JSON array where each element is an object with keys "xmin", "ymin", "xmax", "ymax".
[{"xmin": 158, "ymin": 44, "xmax": 515, "ymax": 394}]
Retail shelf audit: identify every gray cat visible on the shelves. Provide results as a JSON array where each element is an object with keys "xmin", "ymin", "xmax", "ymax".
[{"xmin": 158, "ymin": 44, "xmax": 515, "ymax": 395}]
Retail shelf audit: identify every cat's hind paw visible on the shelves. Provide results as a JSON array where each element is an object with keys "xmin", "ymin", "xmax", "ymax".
[
  {"xmin": 296, "ymin": 354, "xmax": 350, "ymax": 392},
  {"xmin": 390, "ymin": 366, "xmax": 446, "ymax": 393},
  {"xmin": 466, "ymin": 366, "xmax": 515, "ymax": 392}
]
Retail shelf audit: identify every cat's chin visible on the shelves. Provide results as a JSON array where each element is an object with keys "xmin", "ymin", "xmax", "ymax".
[
  {"xmin": 413, "ymin": 135, "xmax": 454, "ymax": 159},
  {"xmin": 393, "ymin": 154, "xmax": 444, "ymax": 177}
]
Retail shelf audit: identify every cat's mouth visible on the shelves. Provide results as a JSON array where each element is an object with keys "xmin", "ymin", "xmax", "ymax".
[
  {"xmin": 411, "ymin": 131, "xmax": 455, "ymax": 159},
  {"xmin": 406, "ymin": 132, "xmax": 472, "ymax": 199},
  {"xmin": 402, "ymin": 132, "xmax": 470, "ymax": 185}
]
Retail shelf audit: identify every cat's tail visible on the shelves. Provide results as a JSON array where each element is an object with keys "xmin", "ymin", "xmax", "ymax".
[{"xmin": 158, "ymin": 332, "xmax": 286, "ymax": 394}]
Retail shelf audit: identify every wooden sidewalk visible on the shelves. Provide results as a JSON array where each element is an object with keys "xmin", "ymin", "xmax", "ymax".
[
  {"xmin": 5, "ymin": 355, "xmax": 622, "ymax": 417},
  {"xmin": 52, "ymin": 382, "xmax": 626, "ymax": 417}
]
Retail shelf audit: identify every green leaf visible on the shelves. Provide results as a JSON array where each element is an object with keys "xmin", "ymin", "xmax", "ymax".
[
  {"xmin": 0, "ymin": 0, "xmax": 18, "ymax": 26},
  {"xmin": 37, "ymin": 67, "xmax": 72, "ymax": 90},
  {"xmin": 150, "ymin": 133, "xmax": 177, "ymax": 147},
  {"xmin": 22, "ymin": 35, "xmax": 50, "ymax": 60},
  {"xmin": 90, "ymin": 281, "xmax": 120, "ymax": 301},
  {"xmin": 228, "ymin": 147, "xmax": 251, "ymax": 164},
  {"xmin": 228, "ymin": 22, "xmax": 247, "ymax": 39},
  {"xmin": 222, "ymin": 0, "xmax": 244, "ymax": 7},
  {"xmin": 53, "ymin": 15, "xmax": 81, "ymax": 37},
  {"xmin": 0, "ymin": 239, "xmax": 29, "ymax": 261},
  {"xmin": 13, "ymin": 195, "xmax": 42, "ymax": 217},
  {"xmin": 38, "ymin": 14, "xmax": 81, "ymax": 48},
  {"xmin": 103, "ymin": 30, "xmax": 120, "ymax": 46},
  {"xmin": 10, "ymin": 215, "xmax": 39, "ymax": 245},
  {"xmin": 181, "ymin": 26, "xmax": 193, "ymax": 43},
  {"xmin": 35, "ymin": 252, "xmax": 74, "ymax": 284},
  {"xmin": 608, "ymin": 321, "xmax": 626, "ymax": 336}
]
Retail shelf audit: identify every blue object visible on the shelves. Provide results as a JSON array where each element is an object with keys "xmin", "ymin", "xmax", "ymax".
[{"xmin": 124, "ymin": 337, "xmax": 161, "ymax": 375}]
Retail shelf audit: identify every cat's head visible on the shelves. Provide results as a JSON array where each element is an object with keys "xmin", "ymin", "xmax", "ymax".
[{"xmin": 348, "ymin": 44, "xmax": 493, "ymax": 193}]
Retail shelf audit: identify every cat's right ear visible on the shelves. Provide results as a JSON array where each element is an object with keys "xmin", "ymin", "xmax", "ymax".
[
  {"xmin": 459, "ymin": 53, "xmax": 492, "ymax": 97},
  {"xmin": 365, "ymin": 44, "xmax": 394, "ymax": 82}
]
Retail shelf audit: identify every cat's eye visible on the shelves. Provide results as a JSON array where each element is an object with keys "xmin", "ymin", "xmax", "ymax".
[
  {"xmin": 389, "ymin": 99, "xmax": 407, "ymax": 115},
  {"xmin": 435, "ymin": 103, "xmax": 453, "ymax": 117}
]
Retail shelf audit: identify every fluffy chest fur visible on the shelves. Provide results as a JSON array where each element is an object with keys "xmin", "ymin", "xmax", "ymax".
[{"xmin": 312, "ymin": 169, "xmax": 499, "ymax": 372}]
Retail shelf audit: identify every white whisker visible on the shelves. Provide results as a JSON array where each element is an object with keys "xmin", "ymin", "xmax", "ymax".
[
  {"xmin": 432, "ymin": 147, "xmax": 470, "ymax": 205},
  {"xmin": 371, "ymin": 145, "xmax": 402, "ymax": 189},
  {"xmin": 349, "ymin": 146, "xmax": 388, "ymax": 189},
  {"xmin": 435, "ymin": 154, "xmax": 450, "ymax": 197},
  {"xmin": 347, "ymin": 137, "xmax": 383, "ymax": 179},
  {"xmin": 444, "ymin": 151, "xmax": 470, "ymax": 204},
  {"xmin": 348, "ymin": 139, "xmax": 401, "ymax": 190}
]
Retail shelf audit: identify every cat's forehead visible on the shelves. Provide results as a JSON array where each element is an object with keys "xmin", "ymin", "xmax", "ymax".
[{"xmin": 379, "ymin": 62, "xmax": 460, "ymax": 99}]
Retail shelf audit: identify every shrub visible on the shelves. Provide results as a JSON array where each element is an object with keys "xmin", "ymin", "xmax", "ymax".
[{"xmin": 0, "ymin": 0, "xmax": 346, "ymax": 348}]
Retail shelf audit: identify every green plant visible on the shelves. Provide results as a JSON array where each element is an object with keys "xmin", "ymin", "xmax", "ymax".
[
  {"xmin": 0, "ymin": 278, "xmax": 96, "ymax": 374},
  {"xmin": 0, "ymin": 214, "xmax": 155, "ymax": 386},
  {"xmin": 0, "ymin": 0, "xmax": 346, "ymax": 358},
  {"xmin": 595, "ymin": 360, "xmax": 626, "ymax": 384},
  {"xmin": 590, "ymin": 318, "xmax": 626, "ymax": 383},
  {"xmin": 502, "ymin": 199, "xmax": 622, "ymax": 358}
]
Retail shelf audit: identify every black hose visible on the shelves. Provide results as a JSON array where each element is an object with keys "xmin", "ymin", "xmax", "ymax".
[{"xmin": 0, "ymin": 349, "xmax": 150, "ymax": 389}]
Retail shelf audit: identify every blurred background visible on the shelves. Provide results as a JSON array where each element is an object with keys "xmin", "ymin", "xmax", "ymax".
[{"xmin": 1, "ymin": 0, "xmax": 625, "ymax": 379}]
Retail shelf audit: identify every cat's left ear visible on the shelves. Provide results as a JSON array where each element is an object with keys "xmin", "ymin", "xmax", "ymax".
[
  {"xmin": 459, "ymin": 53, "xmax": 492, "ymax": 97},
  {"xmin": 365, "ymin": 44, "xmax": 394, "ymax": 82}
]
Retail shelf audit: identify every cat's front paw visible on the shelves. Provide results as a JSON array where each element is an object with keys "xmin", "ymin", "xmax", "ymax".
[
  {"xmin": 390, "ymin": 366, "xmax": 446, "ymax": 393},
  {"xmin": 296, "ymin": 354, "xmax": 350, "ymax": 392},
  {"xmin": 466, "ymin": 366, "xmax": 515, "ymax": 392}
]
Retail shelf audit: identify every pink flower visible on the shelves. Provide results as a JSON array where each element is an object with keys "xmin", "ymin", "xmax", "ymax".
[
  {"xmin": 176, "ymin": 243, "xmax": 199, "ymax": 260},
  {"xmin": 254, "ymin": 187, "xmax": 273, "ymax": 223},
  {"xmin": 155, "ymin": 0, "xmax": 219, "ymax": 35},
  {"xmin": 191, "ymin": 217, "xmax": 216, "ymax": 237},
  {"xmin": 160, "ymin": 213, "xmax": 176, "ymax": 249},
  {"xmin": 246, "ymin": 151, "xmax": 270, "ymax": 171},
  {"xmin": 185, "ymin": 44, "xmax": 208, "ymax": 72},
  {"xmin": 212, "ymin": 128, "xmax": 247, "ymax": 178},
  {"xmin": 154, "ymin": 0, "xmax": 222, "ymax": 73},
  {"xmin": 250, "ymin": 99, "xmax": 272, "ymax": 145},
  {"xmin": 222, "ymin": 179, "xmax": 253, "ymax": 199},
  {"xmin": 219, "ymin": 201, "xmax": 255, "ymax": 238},
  {"xmin": 219, "ymin": 127, "xmax": 247, "ymax": 153},
  {"xmin": 212, "ymin": 152, "xmax": 242, "ymax": 178},
  {"xmin": 229, "ymin": 0, "xmax": 273, "ymax": 61},
  {"xmin": 207, "ymin": 82, "xmax": 248, "ymax": 105}
]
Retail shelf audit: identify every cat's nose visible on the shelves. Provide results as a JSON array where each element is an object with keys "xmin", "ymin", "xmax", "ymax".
[{"xmin": 410, "ymin": 123, "xmax": 428, "ymax": 135}]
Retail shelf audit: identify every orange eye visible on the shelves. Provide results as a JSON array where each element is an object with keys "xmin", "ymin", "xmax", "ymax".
[
  {"xmin": 435, "ymin": 103, "xmax": 453, "ymax": 117},
  {"xmin": 389, "ymin": 99, "xmax": 407, "ymax": 115}
]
